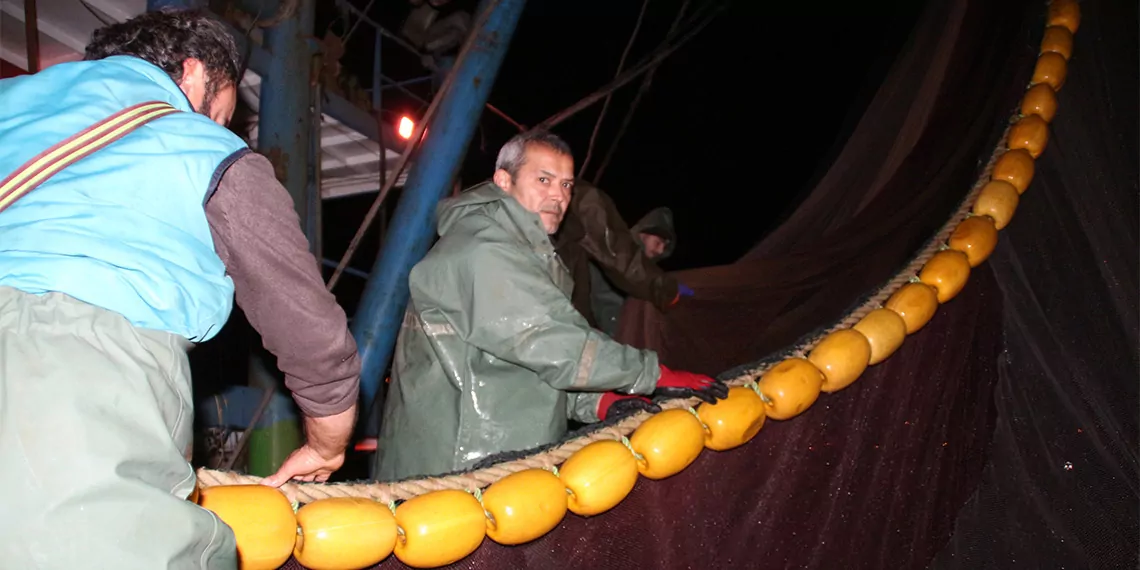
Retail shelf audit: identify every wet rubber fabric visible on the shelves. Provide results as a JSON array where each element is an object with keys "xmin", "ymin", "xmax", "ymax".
[
  {"xmin": 374, "ymin": 182, "xmax": 659, "ymax": 481},
  {"xmin": 0, "ymin": 286, "xmax": 237, "ymax": 569}
]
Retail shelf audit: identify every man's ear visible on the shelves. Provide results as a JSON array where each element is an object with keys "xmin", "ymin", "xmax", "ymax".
[
  {"xmin": 177, "ymin": 58, "xmax": 208, "ymax": 110},
  {"xmin": 492, "ymin": 169, "xmax": 511, "ymax": 190}
]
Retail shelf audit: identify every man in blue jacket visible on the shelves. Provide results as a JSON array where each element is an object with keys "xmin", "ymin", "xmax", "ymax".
[{"xmin": 0, "ymin": 10, "xmax": 361, "ymax": 568}]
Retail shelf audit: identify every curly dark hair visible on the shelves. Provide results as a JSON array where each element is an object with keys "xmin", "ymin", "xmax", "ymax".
[{"xmin": 84, "ymin": 9, "xmax": 242, "ymax": 95}]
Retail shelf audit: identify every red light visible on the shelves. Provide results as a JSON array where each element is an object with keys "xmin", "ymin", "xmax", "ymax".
[{"xmin": 398, "ymin": 116, "xmax": 414, "ymax": 139}]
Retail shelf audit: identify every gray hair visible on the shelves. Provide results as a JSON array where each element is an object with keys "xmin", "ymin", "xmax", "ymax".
[{"xmin": 495, "ymin": 129, "xmax": 573, "ymax": 178}]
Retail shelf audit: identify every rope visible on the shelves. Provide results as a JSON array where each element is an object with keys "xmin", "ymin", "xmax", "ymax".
[
  {"xmin": 578, "ymin": 0, "xmax": 652, "ymax": 178},
  {"xmin": 593, "ymin": 0, "xmax": 692, "ymax": 185},
  {"xmin": 198, "ymin": 119, "xmax": 1015, "ymax": 504},
  {"xmin": 533, "ymin": 2, "xmax": 728, "ymax": 131}
]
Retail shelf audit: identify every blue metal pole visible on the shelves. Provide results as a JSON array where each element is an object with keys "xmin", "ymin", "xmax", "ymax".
[
  {"xmin": 307, "ymin": 55, "xmax": 322, "ymax": 260},
  {"xmin": 371, "ymin": 32, "xmax": 383, "ymax": 113},
  {"xmin": 382, "ymin": 75, "xmax": 435, "ymax": 90},
  {"xmin": 146, "ymin": 1, "xmax": 402, "ymax": 159},
  {"xmin": 351, "ymin": 0, "xmax": 527, "ymax": 419},
  {"xmin": 149, "ymin": 0, "xmax": 317, "ymax": 250},
  {"xmin": 258, "ymin": 0, "xmax": 317, "ymax": 251},
  {"xmin": 431, "ymin": 55, "xmax": 456, "ymax": 93}
]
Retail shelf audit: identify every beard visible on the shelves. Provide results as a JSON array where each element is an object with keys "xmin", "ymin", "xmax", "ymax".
[
  {"xmin": 196, "ymin": 97, "xmax": 214, "ymax": 118},
  {"xmin": 539, "ymin": 212, "xmax": 563, "ymax": 234},
  {"xmin": 539, "ymin": 203, "xmax": 564, "ymax": 233},
  {"xmin": 195, "ymin": 77, "xmax": 223, "ymax": 118}
]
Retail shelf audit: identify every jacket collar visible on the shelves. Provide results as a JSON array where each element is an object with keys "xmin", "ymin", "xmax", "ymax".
[
  {"xmin": 437, "ymin": 181, "xmax": 556, "ymax": 255},
  {"xmin": 102, "ymin": 55, "xmax": 197, "ymax": 113}
]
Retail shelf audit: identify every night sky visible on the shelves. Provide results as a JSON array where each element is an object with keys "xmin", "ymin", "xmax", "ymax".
[{"xmin": 315, "ymin": 0, "xmax": 926, "ymax": 313}]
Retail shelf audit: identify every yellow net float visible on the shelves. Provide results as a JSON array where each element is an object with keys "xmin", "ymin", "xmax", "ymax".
[
  {"xmin": 1040, "ymin": 25, "xmax": 1074, "ymax": 61},
  {"xmin": 481, "ymin": 468, "xmax": 568, "ymax": 546},
  {"xmin": 1031, "ymin": 52, "xmax": 1068, "ymax": 91},
  {"xmin": 919, "ymin": 250, "xmax": 972, "ymax": 303},
  {"xmin": 1046, "ymin": 0, "xmax": 1080, "ymax": 34},
  {"xmin": 853, "ymin": 308, "xmax": 908, "ymax": 365},
  {"xmin": 696, "ymin": 386, "xmax": 767, "ymax": 451},
  {"xmin": 948, "ymin": 215, "xmax": 999, "ymax": 267},
  {"xmin": 755, "ymin": 357, "xmax": 824, "ymax": 420},
  {"xmin": 807, "ymin": 328, "xmax": 872, "ymax": 393},
  {"xmin": 559, "ymin": 439, "xmax": 640, "ymax": 517},
  {"xmin": 884, "ymin": 282, "xmax": 939, "ymax": 334},
  {"xmin": 1008, "ymin": 114, "xmax": 1049, "ymax": 159},
  {"xmin": 1021, "ymin": 83, "xmax": 1058, "ymax": 123},
  {"xmin": 992, "ymin": 148, "xmax": 1035, "ymax": 194},
  {"xmin": 293, "ymin": 498, "xmax": 397, "ymax": 570},
  {"xmin": 628, "ymin": 408, "xmax": 708, "ymax": 479},
  {"xmin": 197, "ymin": 485, "xmax": 297, "ymax": 570},
  {"xmin": 972, "ymin": 180, "xmax": 1020, "ymax": 230},
  {"xmin": 393, "ymin": 489, "xmax": 487, "ymax": 569}
]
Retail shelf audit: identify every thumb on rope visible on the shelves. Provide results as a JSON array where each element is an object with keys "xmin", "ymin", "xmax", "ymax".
[{"xmin": 260, "ymin": 444, "xmax": 343, "ymax": 488}]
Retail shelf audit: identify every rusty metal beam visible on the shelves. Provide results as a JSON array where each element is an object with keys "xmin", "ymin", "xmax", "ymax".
[{"xmin": 24, "ymin": 0, "xmax": 40, "ymax": 73}]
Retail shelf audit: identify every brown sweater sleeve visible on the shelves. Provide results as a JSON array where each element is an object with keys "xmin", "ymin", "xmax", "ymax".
[
  {"xmin": 206, "ymin": 151, "xmax": 361, "ymax": 418},
  {"xmin": 573, "ymin": 185, "xmax": 679, "ymax": 310}
]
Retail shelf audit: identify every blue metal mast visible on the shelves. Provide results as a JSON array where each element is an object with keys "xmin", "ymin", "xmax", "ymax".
[
  {"xmin": 258, "ymin": 0, "xmax": 318, "ymax": 253},
  {"xmin": 351, "ymin": 0, "xmax": 528, "ymax": 425},
  {"xmin": 148, "ymin": 0, "xmax": 318, "ymax": 251}
]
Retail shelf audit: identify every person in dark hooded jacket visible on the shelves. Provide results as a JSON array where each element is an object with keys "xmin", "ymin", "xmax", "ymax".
[
  {"xmin": 555, "ymin": 182, "xmax": 692, "ymax": 336},
  {"xmin": 588, "ymin": 206, "xmax": 683, "ymax": 336}
]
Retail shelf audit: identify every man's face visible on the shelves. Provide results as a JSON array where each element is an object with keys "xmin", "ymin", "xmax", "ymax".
[
  {"xmin": 177, "ymin": 57, "xmax": 237, "ymax": 127},
  {"xmin": 640, "ymin": 232, "xmax": 667, "ymax": 259},
  {"xmin": 493, "ymin": 144, "xmax": 575, "ymax": 234}
]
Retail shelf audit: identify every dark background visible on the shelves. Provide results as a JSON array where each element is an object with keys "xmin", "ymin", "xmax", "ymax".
[
  {"xmin": 316, "ymin": 0, "xmax": 929, "ymax": 310},
  {"xmin": 191, "ymin": 0, "xmax": 932, "ymax": 458}
]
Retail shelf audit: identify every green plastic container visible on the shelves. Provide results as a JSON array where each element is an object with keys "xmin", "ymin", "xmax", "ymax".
[
  {"xmin": 248, "ymin": 418, "xmax": 301, "ymax": 477},
  {"xmin": 244, "ymin": 348, "xmax": 302, "ymax": 477}
]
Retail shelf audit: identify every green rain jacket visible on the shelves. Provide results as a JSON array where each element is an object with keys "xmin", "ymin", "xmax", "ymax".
[{"xmin": 374, "ymin": 182, "xmax": 660, "ymax": 481}]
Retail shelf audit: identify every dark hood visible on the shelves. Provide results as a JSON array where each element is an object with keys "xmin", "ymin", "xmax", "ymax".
[{"xmin": 630, "ymin": 207, "xmax": 677, "ymax": 259}]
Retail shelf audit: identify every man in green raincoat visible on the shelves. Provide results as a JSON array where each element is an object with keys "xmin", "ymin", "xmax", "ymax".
[{"xmin": 374, "ymin": 130, "xmax": 726, "ymax": 481}]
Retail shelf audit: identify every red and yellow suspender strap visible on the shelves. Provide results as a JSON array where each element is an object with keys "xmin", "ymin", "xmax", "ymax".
[{"xmin": 0, "ymin": 101, "xmax": 180, "ymax": 214}]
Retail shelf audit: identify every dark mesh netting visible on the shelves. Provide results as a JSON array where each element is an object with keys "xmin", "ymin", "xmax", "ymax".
[
  {"xmin": 927, "ymin": 0, "xmax": 1139, "ymax": 565},
  {"xmin": 281, "ymin": 0, "xmax": 1137, "ymax": 567}
]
